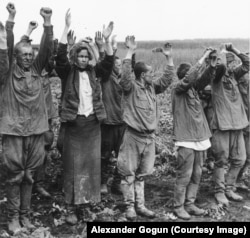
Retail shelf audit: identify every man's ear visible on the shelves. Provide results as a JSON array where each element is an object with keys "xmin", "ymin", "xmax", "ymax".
[{"xmin": 141, "ymin": 72, "xmax": 145, "ymax": 79}]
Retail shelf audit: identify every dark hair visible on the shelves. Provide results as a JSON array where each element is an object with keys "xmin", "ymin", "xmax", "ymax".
[
  {"xmin": 177, "ymin": 63, "xmax": 191, "ymax": 79},
  {"xmin": 76, "ymin": 46, "xmax": 92, "ymax": 60},
  {"xmin": 134, "ymin": 61, "xmax": 149, "ymax": 79}
]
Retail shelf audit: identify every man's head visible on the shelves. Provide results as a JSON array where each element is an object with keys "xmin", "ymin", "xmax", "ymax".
[
  {"xmin": 226, "ymin": 52, "xmax": 237, "ymax": 72},
  {"xmin": 176, "ymin": 63, "xmax": 191, "ymax": 80},
  {"xmin": 113, "ymin": 56, "xmax": 122, "ymax": 76},
  {"xmin": 14, "ymin": 41, "xmax": 34, "ymax": 70},
  {"xmin": 134, "ymin": 61, "xmax": 153, "ymax": 84}
]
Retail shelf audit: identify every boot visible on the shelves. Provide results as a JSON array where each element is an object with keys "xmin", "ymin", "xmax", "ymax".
[
  {"xmin": 65, "ymin": 206, "xmax": 78, "ymax": 225},
  {"xmin": 225, "ymin": 190, "xmax": 243, "ymax": 201},
  {"xmin": 185, "ymin": 204, "xmax": 205, "ymax": 216},
  {"xmin": 225, "ymin": 166, "xmax": 243, "ymax": 201},
  {"xmin": 8, "ymin": 217, "xmax": 21, "ymax": 235},
  {"xmin": 225, "ymin": 166, "xmax": 242, "ymax": 194},
  {"xmin": 7, "ymin": 184, "xmax": 21, "ymax": 234},
  {"xmin": 120, "ymin": 180, "xmax": 136, "ymax": 220},
  {"xmin": 213, "ymin": 167, "xmax": 226, "ymax": 194},
  {"xmin": 214, "ymin": 192, "xmax": 229, "ymax": 206},
  {"xmin": 174, "ymin": 206, "xmax": 191, "ymax": 220},
  {"xmin": 134, "ymin": 180, "xmax": 155, "ymax": 218},
  {"xmin": 20, "ymin": 182, "xmax": 35, "ymax": 230}
]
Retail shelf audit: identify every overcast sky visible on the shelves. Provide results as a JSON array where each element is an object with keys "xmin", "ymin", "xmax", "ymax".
[{"xmin": 0, "ymin": 0, "xmax": 250, "ymax": 44}]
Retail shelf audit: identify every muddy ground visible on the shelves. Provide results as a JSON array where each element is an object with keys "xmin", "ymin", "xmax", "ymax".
[{"xmin": 0, "ymin": 78, "xmax": 250, "ymax": 238}]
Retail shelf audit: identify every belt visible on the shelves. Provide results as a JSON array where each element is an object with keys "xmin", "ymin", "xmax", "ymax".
[{"xmin": 127, "ymin": 126, "xmax": 154, "ymax": 135}]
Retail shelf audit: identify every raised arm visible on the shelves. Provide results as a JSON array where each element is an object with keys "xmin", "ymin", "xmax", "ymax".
[
  {"xmin": 152, "ymin": 43, "xmax": 175, "ymax": 94},
  {"xmin": 95, "ymin": 22, "xmax": 114, "ymax": 78},
  {"xmin": 33, "ymin": 7, "xmax": 53, "ymax": 74},
  {"xmin": 0, "ymin": 22, "xmax": 9, "ymax": 84},
  {"xmin": 226, "ymin": 44, "xmax": 250, "ymax": 80},
  {"xmin": 173, "ymin": 48, "xmax": 213, "ymax": 93},
  {"xmin": 195, "ymin": 49, "xmax": 217, "ymax": 90},
  {"xmin": 55, "ymin": 9, "xmax": 71, "ymax": 80},
  {"xmin": 119, "ymin": 35, "xmax": 137, "ymax": 93},
  {"xmin": 5, "ymin": 2, "xmax": 16, "ymax": 65}
]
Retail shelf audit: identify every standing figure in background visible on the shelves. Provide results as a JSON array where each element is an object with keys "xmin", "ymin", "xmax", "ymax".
[
  {"xmin": 171, "ymin": 48, "xmax": 216, "ymax": 220},
  {"xmin": 55, "ymin": 10, "xmax": 114, "ymax": 225},
  {"xmin": 0, "ymin": 3, "xmax": 53, "ymax": 234},
  {"xmin": 211, "ymin": 44, "xmax": 249, "ymax": 206},
  {"xmin": 118, "ymin": 37, "xmax": 174, "ymax": 220}
]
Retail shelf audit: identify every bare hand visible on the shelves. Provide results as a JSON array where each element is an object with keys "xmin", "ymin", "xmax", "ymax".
[
  {"xmin": 102, "ymin": 21, "xmax": 114, "ymax": 41},
  {"xmin": 6, "ymin": 2, "xmax": 16, "ymax": 15},
  {"xmin": 95, "ymin": 31, "xmax": 104, "ymax": 49},
  {"xmin": 29, "ymin": 21, "xmax": 38, "ymax": 31},
  {"xmin": 40, "ymin": 7, "xmax": 52, "ymax": 19},
  {"xmin": 111, "ymin": 35, "xmax": 117, "ymax": 50},
  {"xmin": 225, "ymin": 43, "xmax": 234, "ymax": 52},
  {"xmin": 82, "ymin": 36, "xmax": 95, "ymax": 47},
  {"xmin": 67, "ymin": 30, "xmax": 76, "ymax": 46},
  {"xmin": 152, "ymin": 43, "xmax": 172, "ymax": 57},
  {"xmin": 65, "ymin": 9, "xmax": 71, "ymax": 28},
  {"xmin": 125, "ymin": 35, "xmax": 137, "ymax": 51}
]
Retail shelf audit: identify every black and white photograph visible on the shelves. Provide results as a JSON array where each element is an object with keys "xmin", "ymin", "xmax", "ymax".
[{"xmin": 0, "ymin": 0, "xmax": 249, "ymax": 237}]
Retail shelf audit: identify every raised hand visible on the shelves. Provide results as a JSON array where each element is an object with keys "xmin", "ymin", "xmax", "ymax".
[
  {"xmin": 67, "ymin": 30, "xmax": 76, "ymax": 46},
  {"xmin": 65, "ymin": 9, "xmax": 71, "ymax": 29},
  {"xmin": 111, "ymin": 35, "xmax": 117, "ymax": 51},
  {"xmin": 125, "ymin": 36, "xmax": 137, "ymax": 51},
  {"xmin": 40, "ymin": 7, "xmax": 52, "ymax": 26},
  {"xmin": 102, "ymin": 21, "xmax": 114, "ymax": 41},
  {"xmin": 95, "ymin": 31, "xmax": 104, "ymax": 49},
  {"xmin": 6, "ymin": 2, "xmax": 16, "ymax": 16},
  {"xmin": 162, "ymin": 43, "xmax": 172, "ymax": 57},
  {"xmin": 29, "ymin": 21, "xmax": 38, "ymax": 31},
  {"xmin": 152, "ymin": 43, "xmax": 172, "ymax": 57}
]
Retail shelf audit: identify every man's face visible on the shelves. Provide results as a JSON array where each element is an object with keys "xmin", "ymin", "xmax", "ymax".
[
  {"xmin": 16, "ymin": 46, "xmax": 33, "ymax": 70},
  {"xmin": 77, "ymin": 49, "xmax": 89, "ymax": 69},
  {"xmin": 114, "ymin": 59, "xmax": 122, "ymax": 75},
  {"xmin": 227, "ymin": 60, "xmax": 237, "ymax": 72},
  {"xmin": 142, "ymin": 67, "xmax": 153, "ymax": 85}
]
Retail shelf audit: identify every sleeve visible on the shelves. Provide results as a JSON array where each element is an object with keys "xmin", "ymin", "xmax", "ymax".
[
  {"xmin": 194, "ymin": 65, "xmax": 216, "ymax": 91},
  {"xmin": 95, "ymin": 54, "xmax": 114, "ymax": 79},
  {"xmin": 5, "ymin": 21, "xmax": 14, "ymax": 67},
  {"xmin": 0, "ymin": 49, "xmax": 9, "ymax": 85},
  {"xmin": 33, "ymin": 25, "xmax": 54, "ymax": 74},
  {"xmin": 153, "ymin": 65, "xmax": 175, "ymax": 94},
  {"xmin": 234, "ymin": 53, "xmax": 250, "ymax": 80},
  {"xmin": 119, "ymin": 58, "xmax": 134, "ymax": 93},
  {"xmin": 55, "ymin": 43, "xmax": 71, "ymax": 81}
]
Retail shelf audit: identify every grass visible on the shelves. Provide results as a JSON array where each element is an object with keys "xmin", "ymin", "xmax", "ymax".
[{"xmin": 116, "ymin": 38, "xmax": 249, "ymax": 69}]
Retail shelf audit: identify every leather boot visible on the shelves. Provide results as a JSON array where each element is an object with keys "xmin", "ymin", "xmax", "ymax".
[
  {"xmin": 225, "ymin": 166, "xmax": 243, "ymax": 201},
  {"xmin": 214, "ymin": 192, "xmax": 229, "ymax": 206},
  {"xmin": 7, "ymin": 184, "xmax": 21, "ymax": 234},
  {"xmin": 174, "ymin": 206, "xmax": 191, "ymax": 220},
  {"xmin": 185, "ymin": 204, "xmax": 205, "ymax": 216},
  {"xmin": 134, "ymin": 180, "xmax": 155, "ymax": 218},
  {"xmin": 20, "ymin": 182, "xmax": 35, "ymax": 230},
  {"xmin": 173, "ymin": 185, "xmax": 190, "ymax": 219},
  {"xmin": 120, "ymin": 180, "xmax": 136, "ymax": 220}
]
